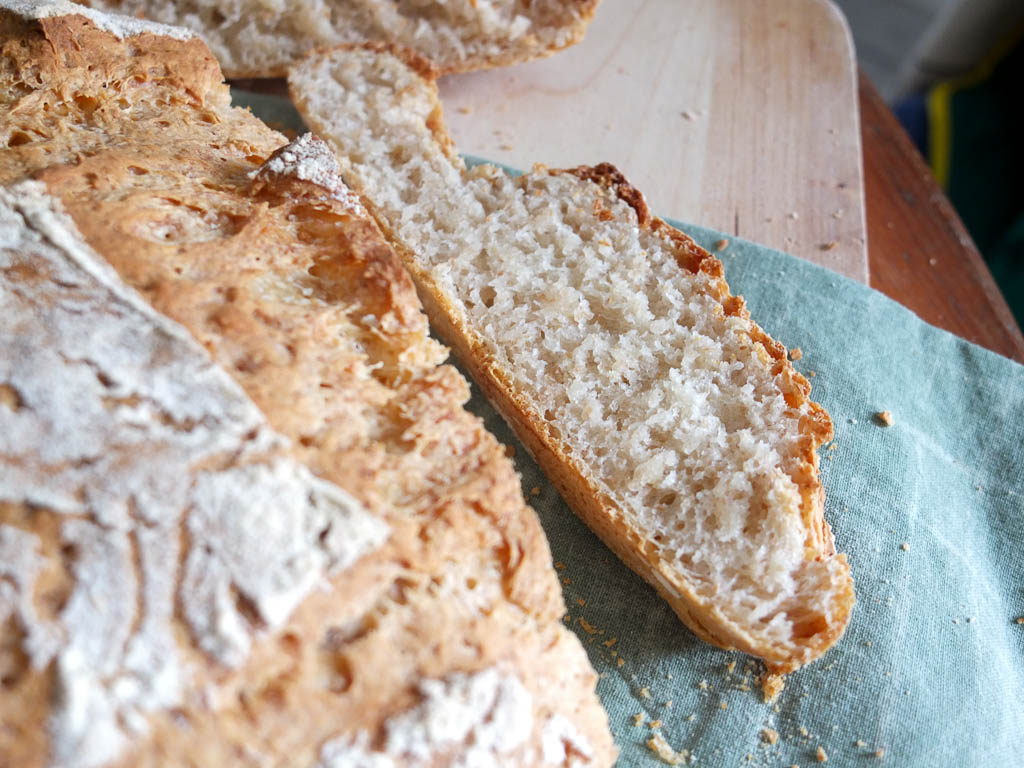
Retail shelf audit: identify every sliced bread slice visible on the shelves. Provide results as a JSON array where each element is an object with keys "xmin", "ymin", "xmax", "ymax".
[
  {"xmin": 289, "ymin": 44, "xmax": 855, "ymax": 672},
  {"xmin": 78, "ymin": 0, "xmax": 599, "ymax": 77}
]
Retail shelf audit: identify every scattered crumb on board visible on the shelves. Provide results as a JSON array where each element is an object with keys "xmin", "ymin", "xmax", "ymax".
[
  {"xmin": 647, "ymin": 733, "xmax": 690, "ymax": 765},
  {"xmin": 875, "ymin": 410, "xmax": 894, "ymax": 426},
  {"xmin": 819, "ymin": 241, "xmax": 838, "ymax": 251}
]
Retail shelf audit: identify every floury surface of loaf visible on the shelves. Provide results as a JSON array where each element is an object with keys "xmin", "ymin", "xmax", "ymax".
[
  {"xmin": 76, "ymin": 0, "xmax": 598, "ymax": 77},
  {"xmin": 290, "ymin": 45, "xmax": 856, "ymax": 672},
  {"xmin": 0, "ymin": 4, "xmax": 613, "ymax": 767}
]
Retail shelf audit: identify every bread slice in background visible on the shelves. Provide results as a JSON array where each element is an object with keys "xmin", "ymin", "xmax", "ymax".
[
  {"xmin": 75, "ymin": 0, "xmax": 599, "ymax": 77},
  {"xmin": 289, "ymin": 44, "xmax": 856, "ymax": 673},
  {"xmin": 0, "ymin": 4, "xmax": 614, "ymax": 766}
]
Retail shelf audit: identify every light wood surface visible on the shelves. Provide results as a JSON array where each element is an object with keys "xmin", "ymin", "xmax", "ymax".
[{"xmin": 438, "ymin": 0, "xmax": 869, "ymax": 282}]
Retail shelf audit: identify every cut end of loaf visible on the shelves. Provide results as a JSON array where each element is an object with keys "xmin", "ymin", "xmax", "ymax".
[{"xmin": 290, "ymin": 43, "xmax": 855, "ymax": 671}]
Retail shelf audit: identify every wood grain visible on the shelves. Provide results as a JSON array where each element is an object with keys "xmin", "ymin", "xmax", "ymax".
[
  {"xmin": 437, "ymin": 0, "xmax": 868, "ymax": 282},
  {"xmin": 860, "ymin": 73, "xmax": 1024, "ymax": 363}
]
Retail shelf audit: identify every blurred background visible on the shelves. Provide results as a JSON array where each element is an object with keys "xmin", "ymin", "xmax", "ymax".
[{"xmin": 835, "ymin": 0, "xmax": 1024, "ymax": 325}]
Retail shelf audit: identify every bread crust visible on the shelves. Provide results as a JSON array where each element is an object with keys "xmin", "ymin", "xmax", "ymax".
[
  {"xmin": 0, "ymin": 7, "xmax": 614, "ymax": 766},
  {"xmin": 291, "ymin": 43, "xmax": 854, "ymax": 673}
]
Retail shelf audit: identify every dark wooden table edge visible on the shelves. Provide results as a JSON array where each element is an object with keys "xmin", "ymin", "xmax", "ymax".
[{"xmin": 858, "ymin": 72, "xmax": 1024, "ymax": 364}]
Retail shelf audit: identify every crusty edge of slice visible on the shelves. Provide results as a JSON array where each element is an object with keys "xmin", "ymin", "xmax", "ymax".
[{"xmin": 290, "ymin": 43, "xmax": 855, "ymax": 672}]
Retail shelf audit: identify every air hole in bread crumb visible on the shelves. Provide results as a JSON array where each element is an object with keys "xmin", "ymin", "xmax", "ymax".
[
  {"xmin": 480, "ymin": 285, "xmax": 497, "ymax": 308},
  {"xmin": 127, "ymin": 165, "xmax": 149, "ymax": 176}
]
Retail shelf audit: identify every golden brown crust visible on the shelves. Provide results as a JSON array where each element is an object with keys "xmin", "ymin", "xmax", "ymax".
[{"xmin": 0, "ymin": 8, "xmax": 613, "ymax": 767}]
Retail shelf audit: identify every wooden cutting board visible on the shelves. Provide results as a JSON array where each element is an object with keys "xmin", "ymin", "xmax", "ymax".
[{"xmin": 438, "ymin": 0, "xmax": 868, "ymax": 282}]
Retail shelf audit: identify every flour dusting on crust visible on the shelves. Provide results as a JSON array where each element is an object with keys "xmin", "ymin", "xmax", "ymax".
[{"xmin": 0, "ymin": 180, "xmax": 388, "ymax": 768}]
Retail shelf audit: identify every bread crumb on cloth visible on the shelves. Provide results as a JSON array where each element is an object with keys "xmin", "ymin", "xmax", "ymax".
[
  {"xmin": 900, "ymin": 542, "xmax": 910, "ymax": 552},
  {"xmin": 760, "ymin": 672, "xmax": 785, "ymax": 703},
  {"xmin": 875, "ymin": 410, "xmax": 894, "ymax": 426},
  {"xmin": 816, "ymin": 746, "xmax": 828, "ymax": 762},
  {"xmin": 714, "ymin": 238, "xmax": 729, "ymax": 252},
  {"xmin": 646, "ymin": 733, "xmax": 690, "ymax": 765},
  {"xmin": 761, "ymin": 728, "xmax": 779, "ymax": 745},
  {"xmin": 790, "ymin": 347, "xmax": 803, "ymax": 361},
  {"xmin": 633, "ymin": 712, "xmax": 646, "ymax": 727}
]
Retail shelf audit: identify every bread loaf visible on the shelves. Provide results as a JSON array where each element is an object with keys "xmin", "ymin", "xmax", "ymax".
[
  {"xmin": 0, "ymin": 4, "xmax": 614, "ymax": 766},
  {"xmin": 289, "ymin": 44, "xmax": 856, "ymax": 673},
  {"xmin": 77, "ymin": 0, "xmax": 599, "ymax": 77}
]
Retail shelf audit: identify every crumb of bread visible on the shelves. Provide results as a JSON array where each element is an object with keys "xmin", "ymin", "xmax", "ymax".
[
  {"xmin": 855, "ymin": 740, "xmax": 867, "ymax": 748},
  {"xmin": 810, "ymin": 371, "xmax": 816, "ymax": 377},
  {"xmin": 603, "ymin": 637, "xmax": 617, "ymax": 647},
  {"xmin": 646, "ymin": 733, "xmax": 689, "ymax": 765},
  {"xmin": 640, "ymin": 687, "xmax": 652, "ymax": 699},
  {"xmin": 504, "ymin": 444, "xmax": 516, "ymax": 457},
  {"xmin": 633, "ymin": 712, "xmax": 646, "ymax": 727},
  {"xmin": 665, "ymin": 700, "xmax": 672, "ymax": 708},
  {"xmin": 726, "ymin": 661, "xmax": 736, "ymax": 674},
  {"xmin": 799, "ymin": 727, "xmax": 809, "ymax": 737},
  {"xmin": 819, "ymin": 241, "xmax": 838, "ymax": 251},
  {"xmin": 576, "ymin": 598, "xmax": 586, "ymax": 607},
  {"xmin": 714, "ymin": 239, "xmax": 729, "ymax": 252},
  {"xmin": 719, "ymin": 701, "xmax": 728, "ymax": 710},
  {"xmin": 833, "ymin": 209, "xmax": 845, "ymax": 219},
  {"xmin": 874, "ymin": 748, "xmax": 885, "ymax": 758},
  {"xmin": 457, "ymin": 106, "xmax": 471, "ymax": 114},
  {"xmin": 816, "ymin": 746, "xmax": 828, "ymax": 762},
  {"xmin": 617, "ymin": 658, "xmax": 625, "ymax": 668},
  {"xmin": 1016, "ymin": 617, "xmax": 1024, "ymax": 624},
  {"xmin": 790, "ymin": 348, "xmax": 803, "ymax": 361},
  {"xmin": 760, "ymin": 672, "xmax": 785, "ymax": 703},
  {"xmin": 828, "ymin": 443, "xmax": 837, "ymax": 451},
  {"xmin": 761, "ymin": 728, "xmax": 779, "ymax": 745},
  {"xmin": 578, "ymin": 618, "xmax": 597, "ymax": 634},
  {"xmin": 900, "ymin": 542, "xmax": 910, "ymax": 552},
  {"xmin": 555, "ymin": 561, "xmax": 566, "ymax": 570},
  {"xmin": 650, "ymin": 719, "xmax": 663, "ymax": 729},
  {"xmin": 875, "ymin": 410, "xmax": 894, "ymax": 426},
  {"xmin": 697, "ymin": 680, "xmax": 708, "ymax": 690},
  {"xmin": 736, "ymin": 683, "xmax": 751, "ymax": 691},
  {"xmin": 499, "ymin": 143, "xmax": 514, "ymax": 151},
  {"xmin": 680, "ymin": 110, "xmax": 697, "ymax": 121},
  {"xmin": 563, "ymin": 577, "xmax": 572, "ymax": 585},
  {"xmin": 530, "ymin": 486, "xmax": 540, "ymax": 496},
  {"xmin": 788, "ymin": 211, "xmax": 800, "ymax": 220}
]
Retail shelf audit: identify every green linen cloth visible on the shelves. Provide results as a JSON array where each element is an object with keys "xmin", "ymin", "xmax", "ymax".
[{"xmin": 232, "ymin": 92, "xmax": 1024, "ymax": 765}]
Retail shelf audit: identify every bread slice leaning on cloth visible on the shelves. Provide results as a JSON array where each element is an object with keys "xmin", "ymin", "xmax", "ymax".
[
  {"xmin": 0, "ymin": 4, "xmax": 614, "ymax": 767},
  {"xmin": 289, "ymin": 44, "xmax": 856, "ymax": 673},
  {"xmin": 76, "ymin": 0, "xmax": 599, "ymax": 77}
]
